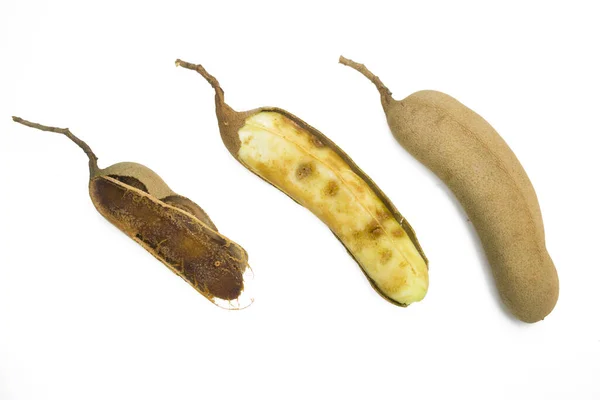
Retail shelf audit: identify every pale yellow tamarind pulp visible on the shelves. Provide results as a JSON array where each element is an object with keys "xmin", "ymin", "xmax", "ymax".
[{"xmin": 176, "ymin": 59, "xmax": 429, "ymax": 306}]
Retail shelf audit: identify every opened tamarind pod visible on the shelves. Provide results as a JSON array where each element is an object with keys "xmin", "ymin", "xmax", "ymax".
[
  {"xmin": 339, "ymin": 56, "xmax": 559, "ymax": 322},
  {"xmin": 175, "ymin": 59, "xmax": 428, "ymax": 306},
  {"xmin": 12, "ymin": 116, "xmax": 252, "ymax": 309}
]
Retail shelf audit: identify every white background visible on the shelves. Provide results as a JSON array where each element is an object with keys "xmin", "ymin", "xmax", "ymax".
[{"xmin": 1, "ymin": 1, "xmax": 599, "ymax": 399}]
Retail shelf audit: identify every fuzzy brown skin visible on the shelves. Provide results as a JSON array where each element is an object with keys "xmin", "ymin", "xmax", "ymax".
[
  {"xmin": 12, "ymin": 116, "xmax": 249, "ymax": 305},
  {"xmin": 339, "ymin": 57, "xmax": 559, "ymax": 322},
  {"xmin": 176, "ymin": 59, "xmax": 429, "ymax": 306}
]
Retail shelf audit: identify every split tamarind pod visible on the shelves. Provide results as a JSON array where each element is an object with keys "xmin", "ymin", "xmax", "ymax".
[
  {"xmin": 12, "ymin": 116, "xmax": 252, "ymax": 309},
  {"xmin": 175, "ymin": 59, "xmax": 429, "ymax": 306},
  {"xmin": 339, "ymin": 56, "xmax": 559, "ymax": 322}
]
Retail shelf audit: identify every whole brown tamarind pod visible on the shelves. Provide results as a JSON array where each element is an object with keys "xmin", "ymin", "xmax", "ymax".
[
  {"xmin": 176, "ymin": 59, "xmax": 429, "ymax": 307},
  {"xmin": 12, "ymin": 116, "xmax": 252, "ymax": 309},
  {"xmin": 339, "ymin": 56, "xmax": 559, "ymax": 322}
]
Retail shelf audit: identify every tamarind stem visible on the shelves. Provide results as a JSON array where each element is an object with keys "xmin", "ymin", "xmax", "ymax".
[
  {"xmin": 175, "ymin": 59, "xmax": 225, "ymax": 105},
  {"xmin": 12, "ymin": 116, "xmax": 99, "ymax": 176},
  {"xmin": 339, "ymin": 56, "xmax": 393, "ymax": 106}
]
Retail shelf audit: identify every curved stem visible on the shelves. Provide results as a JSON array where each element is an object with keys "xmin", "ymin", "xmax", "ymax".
[
  {"xmin": 175, "ymin": 59, "xmax": 225, "ymax": 104},
  {"xmin": 12, "ymin": 116, "xmax": 99, "ymax": 176},
  {"xmin": 339, "ymin": 56, "xmax": 393, "ymax": 104}
]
